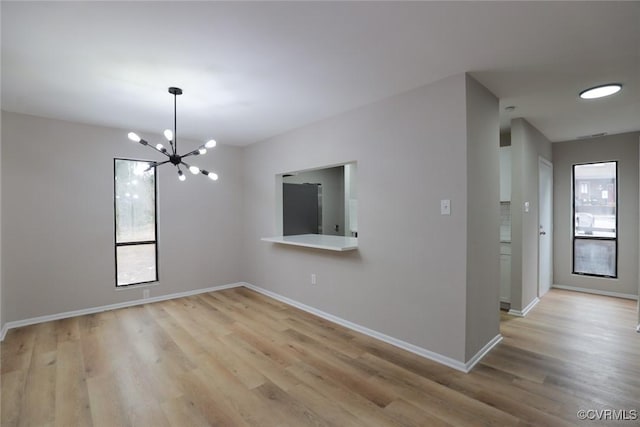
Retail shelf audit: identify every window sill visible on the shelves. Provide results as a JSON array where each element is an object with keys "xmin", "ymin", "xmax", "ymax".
[
  {"xmin": 261, "ymin": 234, "xmax": 358, "ymax": 252},
  {"xmin": 115, "ymin": 281, "xmax": 160, "ymax": 291}
]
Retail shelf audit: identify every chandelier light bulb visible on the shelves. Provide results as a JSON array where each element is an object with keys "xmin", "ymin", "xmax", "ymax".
[
  {"xmin": 155, "ymin": 143, "xmax": 164, "ymax": 151},
  {"xmin": 199, "ymin": 147, "xmax": 207, "ymax": 155},
  {"xmin": 128, "ymin": 132, "xmax": 141, "ymax": 142},
  {"xmin": 178, "ymin": 170, "xmax": 186, "ymax": 181},
  {"xmin": 163, "ymin": 129, "xmax": 173, "ymax": 141},
  {"xmin": 209, "ymin": 172, "xmax": 218, "ymax": 181},
  {"xmin": 205, "ymin": 139, "xmax": 216, "ymax": 149},
  {"xmin": 189, "ymin": 165, "xmax": 200, "ymax": 175}
]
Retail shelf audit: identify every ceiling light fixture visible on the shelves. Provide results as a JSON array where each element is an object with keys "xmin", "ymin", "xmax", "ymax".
[
  {"xmin": 579, "ymin": 83, "xmax": 622, "ymax": 100},
  {"xmin": 127, "ymin": 87, "xmax": 219, "ymax": 182}
]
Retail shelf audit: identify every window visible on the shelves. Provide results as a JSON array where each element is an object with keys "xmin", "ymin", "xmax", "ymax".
[
  {"xmin": 114, "ymin": 159, "xmax": 158, "ymax": 286},
  {"xmin": 572, "ymin": 161, "xmax": 617, "ymax": 278}
]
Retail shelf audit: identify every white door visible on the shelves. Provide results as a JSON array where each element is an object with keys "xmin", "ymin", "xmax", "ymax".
[{"xmin": 538, "ymin": 157, "xmax": 553, "ymax": 297}]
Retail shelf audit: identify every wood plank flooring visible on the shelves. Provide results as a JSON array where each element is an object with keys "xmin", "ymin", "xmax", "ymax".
[{"xmin": 2, "ymin": 288, "xmax": 639, "ymax": 426}]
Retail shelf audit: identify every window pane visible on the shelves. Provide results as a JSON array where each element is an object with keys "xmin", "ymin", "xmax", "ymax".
[
  {"xmin": 117, "ymin": 244, "xmax": 157, "ymax": 286},
  {"xmin": 115, "ymin": 159, "xmax": 156, "ymax": 243},
  {"xmin": 574, "ymin": 162, "xmax": 616, "ymax": 238},
  {"xmin": 574, "ymin": 239, "xmax": 616, "ymax": 277}
]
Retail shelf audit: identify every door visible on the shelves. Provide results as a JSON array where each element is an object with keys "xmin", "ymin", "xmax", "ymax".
[
  {"xmin": 538, "ymin": 157, "xmax": 553, "ymax": 297},
  {"xmin": 283, "ymin": 183, "xmax": 321, "ymax": 236}
]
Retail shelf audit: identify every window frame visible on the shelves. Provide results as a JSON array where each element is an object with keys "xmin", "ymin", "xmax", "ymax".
[
  {"xmin": 114, "ymin": 158, "xmax": 159, "ymax": 287},
  {"xmin": 572, "ymin": 160, "xmax": 618, "ymax": 279}
]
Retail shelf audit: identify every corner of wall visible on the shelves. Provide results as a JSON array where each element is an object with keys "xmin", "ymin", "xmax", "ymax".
[
  {"xmin": 509, "ymin": 118, "xmax": 551, "ymax": 313},
  {"xmin": 1, "ymin": 108, "xmax": 4, "ymax": 335},
  {"xmin": 0, "ymin": 17, "xmax": 4, "ymax": 333},
  {"xmin": 463, "ymin": 74, "xmax": 501, "ymax": 361}
]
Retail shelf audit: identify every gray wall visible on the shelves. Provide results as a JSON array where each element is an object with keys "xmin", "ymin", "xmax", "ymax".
[
  {"xmin": 552, "ymin": 132, "xmax": 639, "ymax": 297},
  {"xmin": 464, "ymin": 75, "xmax": 500, "ymax": 360},
  {"xmin": 510, "ymin": 118, "xmax": 552, "ymax": 311},
  {"xmin": 0, "ymin": 109, "xmax": 3, "ymax": 331},
  {"xmin": 243, "ymin": 73, "xmax": 499, "ymax": 363},
  {"xmin": 282, "ymin": 166, "xmax": 345, "ymax": 236},
  {"xmin": 2, "ymin": 75, "xmax": 502, "ymax": 364},
  {"xmin": 1, "ymin": 112, "xmax": 244, "ymax": 322},
  {"xmin": 0, "ymin": 33, "xmax": 3, "ymax": 332}
]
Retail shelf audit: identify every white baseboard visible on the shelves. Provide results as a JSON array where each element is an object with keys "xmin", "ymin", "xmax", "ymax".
[
  {"xmin": 1, "ymin": 281, "xmax": 504, "ymax": 373},
  {"xmin": 464, "ymin": 334, "xmax": 503, "ymax": 372},
  {"xmin": 242, "ymin": 282, "xmax": 500, "ymax": 373},
  {"xmin": 552, "ymin": 284, "xmax": 638, "ymax": 301},
  {"xmin": 0, "ymin": 282, "xmax": 243, "ymax": 341},
  {"xmin": 508, "ymin": 297, "xmax": 540, "ymax": 317}
]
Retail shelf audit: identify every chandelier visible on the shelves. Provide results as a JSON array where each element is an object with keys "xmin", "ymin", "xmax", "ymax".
[{"xmin": 127, "ymin": 87, "xmax": 218, "ymax": 182}]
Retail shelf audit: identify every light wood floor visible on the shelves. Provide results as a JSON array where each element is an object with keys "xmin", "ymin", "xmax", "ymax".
[{"xmin": 2, "ymin": 288, "xmax": 639, "ymax": 426}]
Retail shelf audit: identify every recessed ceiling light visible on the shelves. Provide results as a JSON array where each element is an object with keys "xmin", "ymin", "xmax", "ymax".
[{"xmin": 579, "ymin": 84, "xmax": 622, "ymax": 100}]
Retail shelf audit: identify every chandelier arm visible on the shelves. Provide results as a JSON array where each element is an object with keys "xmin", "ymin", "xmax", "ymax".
[
  {"xmin": 143, "ymin": 159, "xmax": 170, "ymax": 172},
  {"xmin": 148, "ymin": 145, "xmax": 172, "ymax": 157},
  {"xmin": 152, "ymin": 159, "xmax": 171, "ymax": 168},
  {"xmin": 180, "ymin": 160, "xmax": 201, "ymax": 175},
  {"xmin": 180, "ymin": 149, "xmax": 201, "ymax": 159}
]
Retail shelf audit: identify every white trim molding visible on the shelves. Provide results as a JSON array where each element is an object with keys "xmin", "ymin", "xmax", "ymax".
[
  {"xmin": 0, "ymin": 282, "xmax": 243, "ymax": 341},
  {"xmin": 242, "ymin": 282, "xmax": 501, "ymax": 373},
  {"xmin": 552, "ymin": 284, "xmax": 638, "ymax": 301},
  {"xmin": 508, "ymin": 297, "xmax": 540, "ymax": 317},
  {"xmin": 464, "ymin": 334, "xmax": 503, "ymax": 372},
  {"xmin": 1, "ymin": 281, "xmax": 504, "ymax": 373}
]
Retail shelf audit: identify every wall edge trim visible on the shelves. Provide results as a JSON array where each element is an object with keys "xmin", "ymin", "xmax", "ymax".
[
  {"xmin": 508, "ymin": 297, "xmax": 540, "ymax": 317},
  {"xmin": 464, "ymin": 334, "xmax": 503, "ymax": 372},
  {"xmin": 0, "ymin": 282, "xmax": 244, "ymax": 341},
  {"xmin": 552, "ymin": 284, "xmax": 638, "ymax": 300},
  {"xmin": 243, "ymin": 282, "xmax": 495, "ymax": 373},
  {"xmin": 2, "ymin": 281, "xmax": 505, "ymax": 373}
]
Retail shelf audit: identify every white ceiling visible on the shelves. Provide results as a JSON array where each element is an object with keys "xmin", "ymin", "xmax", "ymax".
[{"xmin": 2, "ymin": 1, "xmax": 638, "ymax": 146}]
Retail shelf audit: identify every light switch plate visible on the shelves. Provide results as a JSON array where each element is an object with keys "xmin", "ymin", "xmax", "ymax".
[{"xmin": 441, "ymin": 199, "xmax": 451, "ymax": 215}]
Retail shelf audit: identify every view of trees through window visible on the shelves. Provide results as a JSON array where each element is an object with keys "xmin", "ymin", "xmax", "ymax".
[
  {"xmin": 573, "ymin": 161, "xmax": 617, "ymax": 277},
  {"xmin": 115, "ymin": 159, "xmax": 157, "ymax": 286}
]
